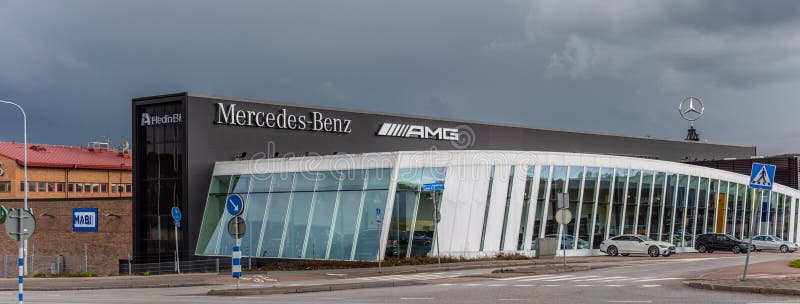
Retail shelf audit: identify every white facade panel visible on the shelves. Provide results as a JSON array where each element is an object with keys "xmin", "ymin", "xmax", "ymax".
[
  {"xmin": 461, "ymin": 165, "xmax": 492, "ymax": 254},
  {"xmin": 437, "ymin": 165, "xmax": 468, "ymax": 253},
  {"xmin": 502, "ymin": 165, "xmax": 529, "ymax": 252},
  {"xmin": 481, "ymin": 165, "xmax": 512, "ymax": 253}
]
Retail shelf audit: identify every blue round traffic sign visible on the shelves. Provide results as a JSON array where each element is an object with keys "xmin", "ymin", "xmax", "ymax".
[
  {"xmin": 226, "ymin": 194, "xmax": 245, "ymax": 216},
  {"xmin": 171, "ymin": 206, "xmax": 182, "ymax": 222}
]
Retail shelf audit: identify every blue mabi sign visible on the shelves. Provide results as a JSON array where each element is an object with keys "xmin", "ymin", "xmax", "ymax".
[
  {"xmin": 72, "ymin": 208, "xmax": 98, "ymax": 232},
  {"xmin": 422, "ymin": 182, "xmax": 445, "ymax": 191},
  {"xmin": 750, "ymin": 163, "xmax": 776, "ymax": 190},
  {"xmin": 226, "ymin": 194, "xmax": 245, "ymax": 216}
]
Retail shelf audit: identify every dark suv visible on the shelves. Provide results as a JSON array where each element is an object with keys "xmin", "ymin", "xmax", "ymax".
[{"xmin": 695, "ymin": 233, "xmax": 752, "ymax": 254}]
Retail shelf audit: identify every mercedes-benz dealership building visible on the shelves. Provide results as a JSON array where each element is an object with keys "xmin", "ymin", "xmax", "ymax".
[{"xmin": 132, "ymin": 92, "xmax": 799, "ymax": 264}]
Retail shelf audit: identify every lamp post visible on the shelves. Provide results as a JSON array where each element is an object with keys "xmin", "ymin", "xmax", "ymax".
[{"xmin": 0, "ymin": 100, "xmax": 28, "ymax": 303}]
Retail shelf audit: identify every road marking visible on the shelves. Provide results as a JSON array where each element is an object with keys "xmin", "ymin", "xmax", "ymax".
[
  {"xmin": 605, "ymin": 284, "xmax": 625, "ymax": 287},
  {"xmin": 401, "ymin": 298, "xmax": 434, "ymax": 300},
  {"xmin": 514, "ymin": 284, "xmax": 533, "ymax": 287},
  {"xmin": 543, "ymin": 284, "xmax": 561, "ymax": 287},
  {"xmin": 520, "ymin": 275, "xmax": 574, "ymax": 281},
  {"xmin": 545, "ymin": 275, "xmax": 590, "ymax": 281},
  {"xmin": 641, "ymin": 285, "xmax": 660, "ymax": 287},
  {"xmin": 437, "ymin": 283, "xmax": 454, "ymax": 286},
  {"xmin": 497, "ymin": 274, "xmax": 558, "ymax": 281},
  {"xmin": 607, "ymin": 301, "xmax": 652, "ymax": 303},
  {"xmin": 498, "ymin": 299, "xmax": 527, "ymax": 301},
  {"xmin": 573, "ymin": 276, "xmax": 627, "ymax": 282},
  {"xmin": 464, "ymin": 283, "xmax": 483, "ymax": 286},
  {"xmin": 488, "ymin": 284, "xmax": 506, "ymax": 287},
  {"xmin": 575, "ymin": 284, "xmax": 593, "ymax": 287},
  {"xmin": 636, "ymin": 277, "xmax": 684, "ymax": 282}
]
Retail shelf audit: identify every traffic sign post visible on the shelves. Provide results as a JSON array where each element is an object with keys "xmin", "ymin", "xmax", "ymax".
[
  {"xmin": 171, "ymin": 206, "xmax": 182, "ymax": 274},
  {"xmin": 226, "ymin": 194, "xmax": 244, "ymax": 217},
  {"xmin": 743, "ymin": 163, "xmax": 776, "ymax": 281},
  {"xmin": 422, "ymin": 182, "xmax": 444, "ymax": 266},
  {"xmin": 555, "ymin": 193, "xmax": 571, "ymax": 267},
  {"xmin": 376, "ymin": 208, "xmax": 383, "ymax": 273},
  {"xmin": 225, "ymin": 194, "xmax": 246, "ymax": 286},
  {"xmin": 5, "ymin": 208, "xmax": 35, "ymax": 304},
  {"xmin": 227, "ymin": 215, "xmax": 246, "ymax": 287}
]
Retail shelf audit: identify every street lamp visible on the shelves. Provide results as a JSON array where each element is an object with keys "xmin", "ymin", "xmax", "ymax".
[{"xmin": 0, "ymin": 100, "xmax": 28, "ymax": 279}]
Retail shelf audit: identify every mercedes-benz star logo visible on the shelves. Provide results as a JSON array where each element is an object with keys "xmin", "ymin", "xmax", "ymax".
[{"xmin": 678, "ymin": 96, "xmax": 704, "ymax": 122}]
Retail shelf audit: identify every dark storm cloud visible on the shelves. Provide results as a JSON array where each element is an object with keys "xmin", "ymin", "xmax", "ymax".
[{"xmin": 0, "ymin": 0, "xmax": 797, "ymax": 155}]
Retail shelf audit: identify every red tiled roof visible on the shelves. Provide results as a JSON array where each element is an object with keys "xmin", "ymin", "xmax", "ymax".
[{"xmin": 0, "ymin": 142, "xmax": 131, "ymax": 170}]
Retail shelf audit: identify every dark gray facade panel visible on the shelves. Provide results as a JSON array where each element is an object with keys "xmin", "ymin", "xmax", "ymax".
[{"xmin": 133, "ymin": 92, "xmax": 756, "ymax": 261}]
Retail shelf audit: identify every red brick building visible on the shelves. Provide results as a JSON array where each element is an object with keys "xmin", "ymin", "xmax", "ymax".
[{"xmin": 0, "ymin": 142, "xmax": 132, "ymax": 275}]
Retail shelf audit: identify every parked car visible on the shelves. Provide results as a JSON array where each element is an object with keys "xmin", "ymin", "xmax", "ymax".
[
  {"xmin": 599, "ymin": 234, "xmax": 676, "ymax": 257},
  {"xmin": 742, "ymin": 235, "xmax": 798, "ymax": 253},
  {"xmin": 695, "ymin": 233, "xmax": 753, "ymax": 254}
]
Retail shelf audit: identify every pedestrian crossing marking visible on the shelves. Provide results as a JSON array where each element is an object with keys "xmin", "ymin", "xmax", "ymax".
[
  {"xmin": 496, "ymin": 274, "xmax": 556, "ymax": 281},
  {"xmin": 636, "ymin": 278, "xmax": 683, "ymax": 282}
]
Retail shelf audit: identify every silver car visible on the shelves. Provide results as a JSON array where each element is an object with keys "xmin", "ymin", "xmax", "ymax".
[{"xmin": 742, "ymin": 235, "xmax": 798, "ymax": 253}]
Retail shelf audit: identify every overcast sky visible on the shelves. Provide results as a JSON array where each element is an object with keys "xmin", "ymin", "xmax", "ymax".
[{"xmin": 0, "ymin": 1, "xmax": 798, "ymax": 155}]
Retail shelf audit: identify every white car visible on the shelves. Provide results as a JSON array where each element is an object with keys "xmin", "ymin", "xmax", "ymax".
[
  {"xmin": 742, "ymin": 235, "xmax": 798, "ymax": 253},
  {"xmin": 600, "ymin": 234, "xmax": 676, "ymax": 257}
]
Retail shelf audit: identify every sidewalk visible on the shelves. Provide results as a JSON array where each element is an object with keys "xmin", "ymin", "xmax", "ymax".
[
  {"xmin": 0, "ymin": 273, "xmax": 222, "ymax": 291},
  {"xmin": 683, "ymin": 257, "xmax": 800, "ymax": 296}
]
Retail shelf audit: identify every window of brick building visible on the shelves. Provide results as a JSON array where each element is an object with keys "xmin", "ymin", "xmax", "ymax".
[
  {"xmin": 101, "ymin": 184, "xmax": 107, "ymax": 193},
  {"xmin": 57, "ymin": 183, "xmax": 64, "ymax": 192},
  {"xmin": 0, "ymin": 181, "xmax": 10, "ymax": 192},
  {"xmin": 76, "ymin": 183, "xmax": 83, "ymax": 192},
  {"xmin": 85, "ymin": 183, "xmax": 92, "ymax": 192},
  {"xmin": 37, "ymin": 182, "xmax": 45, "ymax": 192},
  {"xmin": 47, "ymin": 182, "xmax": 55, "ymax": 192},
  {"xmin": 125, "ymin": 184, "xmax": 132, "ymax": 193}
]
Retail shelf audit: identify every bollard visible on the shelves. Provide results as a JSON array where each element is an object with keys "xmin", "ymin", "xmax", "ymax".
[
  {"xmin": 216, "ymin": 258, "xmax": 220, "ymax": 273},
  {"xmin": 3, "ymin": 255, "xmax": 7, "ymax": 278}
]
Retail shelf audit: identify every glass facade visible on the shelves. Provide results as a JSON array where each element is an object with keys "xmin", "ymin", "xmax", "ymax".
[
  {"xmin": 196, "ymin": 152, "xmax": 800, "ymax": 260},
  {"xmin": 197, "ymin": 169, "xmax": 391, "ymax": 260}
]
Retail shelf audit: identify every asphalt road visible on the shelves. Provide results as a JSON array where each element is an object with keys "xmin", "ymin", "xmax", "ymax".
[{"xmin": 8, "ymin": 253, "xmax": 800, "ymax": 304}]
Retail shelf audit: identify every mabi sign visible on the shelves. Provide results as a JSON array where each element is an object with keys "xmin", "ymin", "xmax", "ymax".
[{"xmin": 73, "ymin": 208, "xmax": 98, "ymax": 232}]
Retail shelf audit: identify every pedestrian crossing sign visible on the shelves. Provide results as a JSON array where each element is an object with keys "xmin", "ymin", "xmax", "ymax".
[{"xmin": 749, "ymin": 163, "xmax": 776, "ymax": 190}]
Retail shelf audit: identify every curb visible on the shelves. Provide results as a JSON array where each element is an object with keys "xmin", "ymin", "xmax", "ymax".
[
  {"xmin": 683, "ymin": 280, "xmax": 800, "ymax": 296},
  {"xmin": 466, "ymin": 266, "xmax": 592, "ymax": 279},
  {"xmin": 0, "ymin": 283, "xmax": 220, "ymax": 292}
]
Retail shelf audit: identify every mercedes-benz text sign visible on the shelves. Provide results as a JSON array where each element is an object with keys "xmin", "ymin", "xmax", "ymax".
[
  {"xmin": 376, "ymin": 123, "xmax": 459, "ymax": 141},
  {"xmin": 215, "ymin": 103, "xmax": 352, "ymax": 134}
]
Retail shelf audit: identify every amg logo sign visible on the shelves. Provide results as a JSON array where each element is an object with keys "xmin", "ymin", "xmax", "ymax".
[
  {"xmin": 141, "ymin": 113, "xmax": 183, "ymax": 126},
  {"xmin": 214, "ymin": 103, "xmax": 352, "ymax": 134},
  {"xmin": 377, "ymin": 123, "xmax": 459, "ymax": 141}
]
